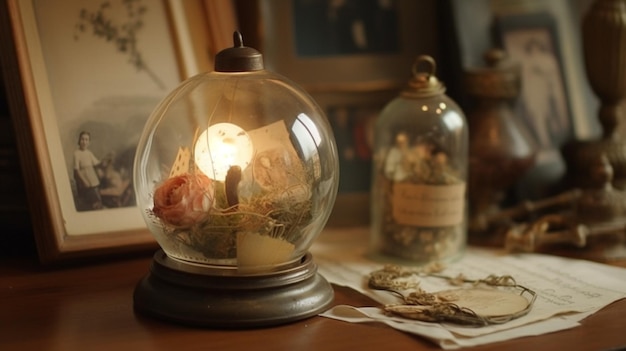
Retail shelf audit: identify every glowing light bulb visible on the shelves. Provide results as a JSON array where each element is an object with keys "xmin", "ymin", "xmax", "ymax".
[{"xmin": 194, "ymin": 122, "xmax": 253, "ymax": 181}]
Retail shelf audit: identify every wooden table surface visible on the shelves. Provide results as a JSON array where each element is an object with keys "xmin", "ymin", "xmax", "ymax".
[{"xmin": 1, "ymin": 251, "xmax": 626, "ymax": 351}]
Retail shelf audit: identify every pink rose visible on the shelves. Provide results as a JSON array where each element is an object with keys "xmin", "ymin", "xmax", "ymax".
[{"xmin": 152, "ymin": 173, "xmax": 215, "ymax": 228}]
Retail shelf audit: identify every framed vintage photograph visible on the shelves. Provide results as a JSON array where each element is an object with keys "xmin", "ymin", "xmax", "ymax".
[
  {"xmin": 493, "ymin": 11, "xmax": 576, "ymax": 199},
  {"xmin": 446, "ymin": 0, "xmax": 597, "ymax": 137},
  {"xmin": 255, "ymin": 0, "xmax": 439, "ymax": 225},
  {"xmin": 0, "ymin": 0, "xmax": 226, "ymax": 263},
  {"xmin": 494, "ymin": 12, "xmax": 573, "ymax": 151}
]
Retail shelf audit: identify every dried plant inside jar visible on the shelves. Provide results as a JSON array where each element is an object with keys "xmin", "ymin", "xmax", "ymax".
[{"xmin": 374, "ymin": 135, "xmax": 465, "ymax": 262}]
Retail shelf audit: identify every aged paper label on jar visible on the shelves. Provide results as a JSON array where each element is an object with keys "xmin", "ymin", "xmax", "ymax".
[{"xmin": 391, "ymin": 183, "xmax": 466, "ymax": 227}]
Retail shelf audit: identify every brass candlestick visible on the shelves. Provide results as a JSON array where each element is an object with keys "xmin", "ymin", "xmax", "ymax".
[{"xmin": 562, "ymin": 0, "xmax": 626, "ymax": 190}]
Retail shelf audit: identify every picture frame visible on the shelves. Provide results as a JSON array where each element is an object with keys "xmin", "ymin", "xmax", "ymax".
[
  {"xmin": 255, "ymin": 0, "xmax": 439, "ymax": 226},
  {"xmin": 445, "ymin": 0, "xmax": 598, "ymax": 138},
  {"xmin": 492, "ymin": 11, "xmax": 576, "ymax": 199},
  {"xmin": 494, "ymin": 11, "xmax": 573, "ymax": 152},
  {"xmin": 258, "ymin": 0, "xmax": 437, "ymax": 93},
  {"xmin": 0, "ymin": 0, "xmax": 228, "ymax": 263}
]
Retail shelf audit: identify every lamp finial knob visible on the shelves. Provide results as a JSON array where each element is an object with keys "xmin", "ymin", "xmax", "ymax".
[{"xmin": 215, "ymin": 31, "xmax": 264, "ymax": 72}]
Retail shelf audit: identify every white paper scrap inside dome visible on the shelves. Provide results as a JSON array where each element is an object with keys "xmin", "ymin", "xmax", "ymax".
[{"xmin": 237, "ymin": 232, "xmax": 295, "ymax": 270}]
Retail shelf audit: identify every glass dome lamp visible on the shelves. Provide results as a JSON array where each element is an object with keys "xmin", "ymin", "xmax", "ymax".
[{"xmin": 133, "ymin": 32, "xmax": 339, "ymax": 327}]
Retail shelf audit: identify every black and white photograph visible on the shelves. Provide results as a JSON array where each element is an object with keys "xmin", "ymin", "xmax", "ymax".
[
  {"xmin": 492, "ymin": 11, "xmax": 576, "ymax": 200},
  {"xmin": 497, "ymin": 14, "xmax": 572, "ymax": 151},
  {"xmin": 1, "ymin": 0, "xmax": 212, "ymax": 261}
]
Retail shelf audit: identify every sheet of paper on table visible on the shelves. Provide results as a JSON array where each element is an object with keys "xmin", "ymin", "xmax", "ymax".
[{"xmin": 311, "ymin": 227, "xmax": 626, "ymax": 349}]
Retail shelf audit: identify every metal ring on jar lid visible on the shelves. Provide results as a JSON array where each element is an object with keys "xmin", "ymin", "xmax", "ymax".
[{"xmin": 402, "ymin": 55, "xmax": 446, "ymax": 99}]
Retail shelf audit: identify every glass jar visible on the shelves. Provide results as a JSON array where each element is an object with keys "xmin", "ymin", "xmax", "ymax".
[
  {"xmin": 370, "ymin": 55, "xmax": 468, "ymax": 263},
  {"xmin": 134, "ymin": 34, "xmax": 339, "ymax": 272}
]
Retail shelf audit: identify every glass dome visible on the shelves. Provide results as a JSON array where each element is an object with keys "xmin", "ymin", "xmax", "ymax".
[{"xmin": 134, "ymin": 40, "xmax": 339, "ymax": 272}]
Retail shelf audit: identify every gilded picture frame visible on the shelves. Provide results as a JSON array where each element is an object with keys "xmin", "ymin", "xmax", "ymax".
[{"xmin": 0, "ymin": 0, "xmax": 221, "ymax": 263}]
